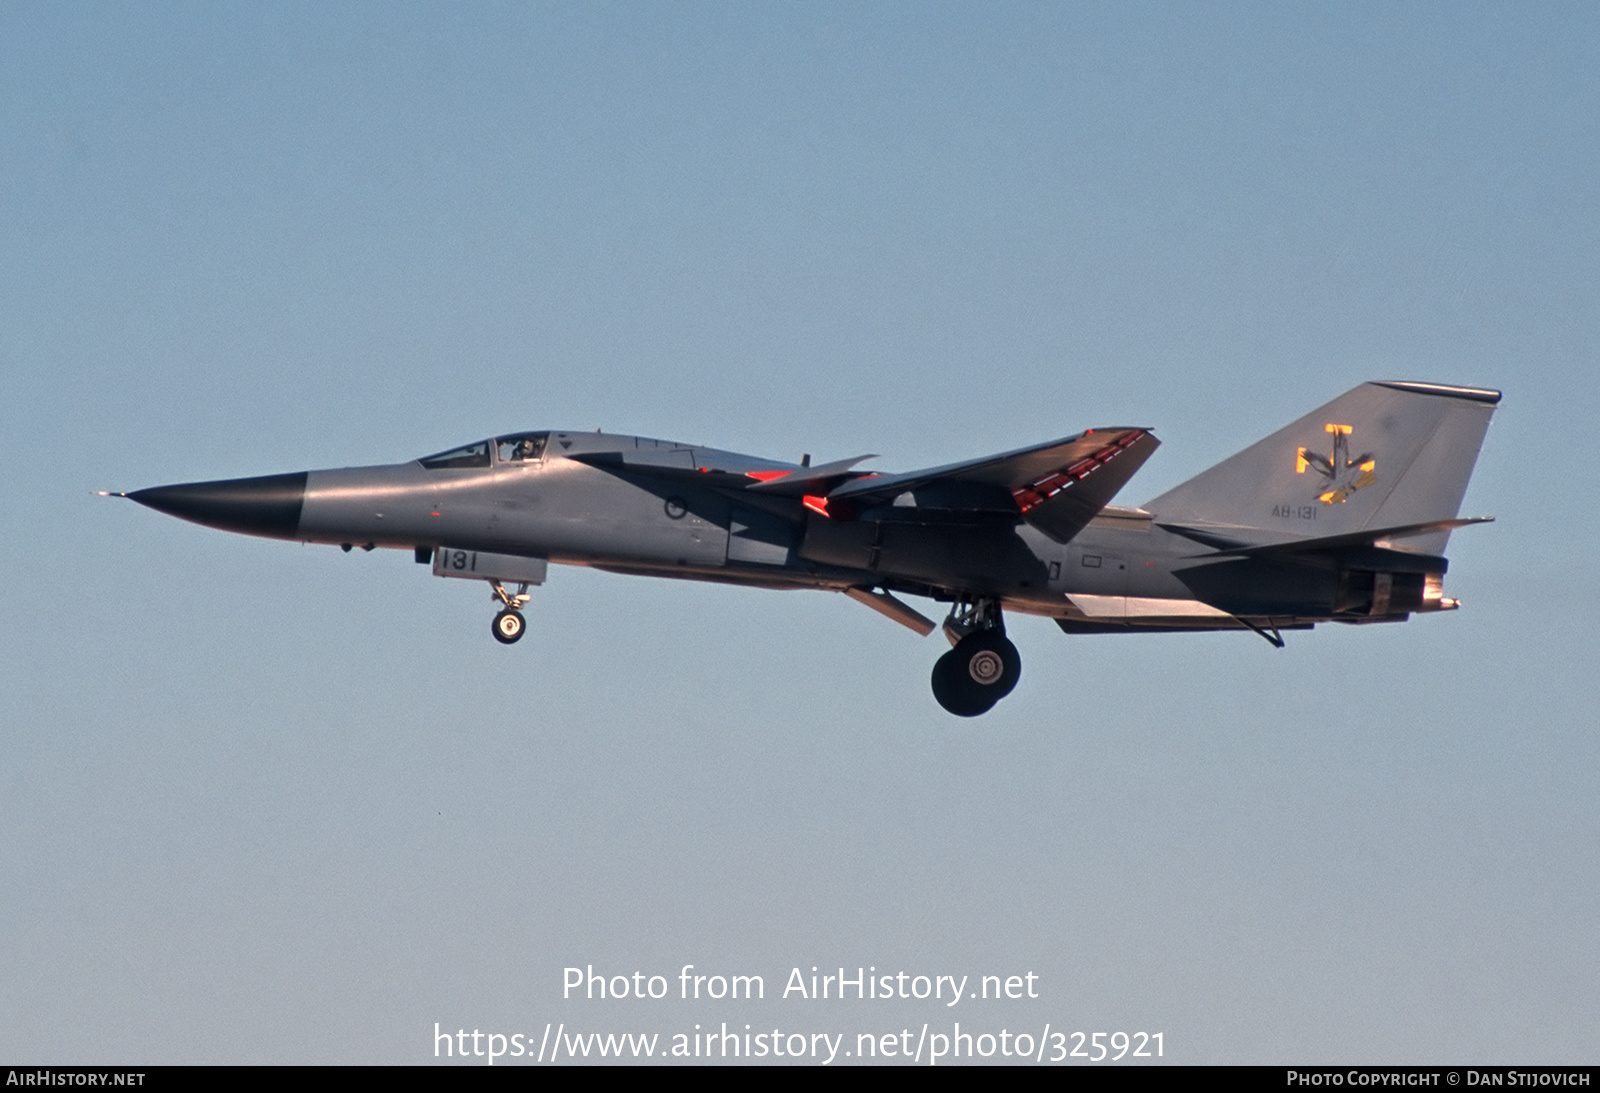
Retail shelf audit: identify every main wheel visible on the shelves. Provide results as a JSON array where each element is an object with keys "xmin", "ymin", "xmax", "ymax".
[
  {"xmin": 930, "ymin": 631, "xmax": 1022, "ymax": 716},
  {"xmin": 931, "ymin": 650, "xmax": 996, "ymax": 716},
  {"xmin": 957, "ymin": 630, "xmax": 1021, "ymax": 698},
  {"xmin": 492, "ymin": 610, "xmax": 526, "ymax": 644}
]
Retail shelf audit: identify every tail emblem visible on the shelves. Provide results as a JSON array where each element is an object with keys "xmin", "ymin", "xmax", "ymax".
[{"xmin": 1296, "ymin": 424, "xmax": 1377, "ymax": 504}]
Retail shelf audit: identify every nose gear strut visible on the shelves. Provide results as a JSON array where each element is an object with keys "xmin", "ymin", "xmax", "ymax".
[{"xmin": 490, "ymin": 581, "xmax": 531, "ymax": 645}]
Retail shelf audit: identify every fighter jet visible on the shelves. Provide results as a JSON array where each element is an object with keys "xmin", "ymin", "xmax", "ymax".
[{"xmin": 110, "ymin": 380, "xmax": 1498, "ymax": 716}]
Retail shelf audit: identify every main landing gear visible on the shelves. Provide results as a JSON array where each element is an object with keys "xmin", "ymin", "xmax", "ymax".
[
  {"xmin": 931, "ymin": 598, "xmax": 1021, "ymax": 717},
  {"xmin": 489, "ymin": 580, "xmax": 532, "ymax": 645}
]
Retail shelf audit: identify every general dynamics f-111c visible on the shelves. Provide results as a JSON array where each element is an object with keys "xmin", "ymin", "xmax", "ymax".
[{"xmin": 111, "ymin": 380, "xmax": 1498, "ymax": 716}]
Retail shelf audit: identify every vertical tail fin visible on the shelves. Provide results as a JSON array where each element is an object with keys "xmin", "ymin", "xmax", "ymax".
[{"xmin": 1145, "ymin": 381, "xmax": 1499, "ymax": 554}]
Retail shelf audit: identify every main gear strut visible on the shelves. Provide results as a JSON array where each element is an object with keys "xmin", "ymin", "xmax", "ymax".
[{"xmin": 931, "ymin": 597, "xmax": 1022, "ymax": 716}]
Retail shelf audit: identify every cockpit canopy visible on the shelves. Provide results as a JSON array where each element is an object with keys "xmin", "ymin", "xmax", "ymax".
[{"xmin": 418, "ymin": 432, "xmax": 549, "ymax": 470}]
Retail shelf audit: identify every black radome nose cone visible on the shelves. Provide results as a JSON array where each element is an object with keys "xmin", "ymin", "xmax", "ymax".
[{"xmin": 128, "ymin": 472, "xmax": 307, "ymax": 539}]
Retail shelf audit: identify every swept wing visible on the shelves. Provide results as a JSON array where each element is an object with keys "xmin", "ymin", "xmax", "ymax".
[{"xmin": 827, "ymin": 428, "xmax": 1158, "ymax": 543}]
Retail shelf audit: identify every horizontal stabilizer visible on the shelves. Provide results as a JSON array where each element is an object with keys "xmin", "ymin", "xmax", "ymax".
[
  {"xmin": 1068, "ymin": 594, "xmax": 1234, "ymax": 619},
  {"xmin": 1182, "ymin": 516, "xmax": 1493, "ymax": 559}
]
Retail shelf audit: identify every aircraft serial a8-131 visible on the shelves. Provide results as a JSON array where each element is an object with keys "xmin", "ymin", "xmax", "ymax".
[{"xmin": 109, "ymin": 380, "xmax": 1498, "ymax": 716}]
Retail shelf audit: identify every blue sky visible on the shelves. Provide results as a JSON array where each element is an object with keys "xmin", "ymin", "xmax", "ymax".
[{"xmin": 3, "ymin": 2, "xmax": 1596, "ymax": 1063}]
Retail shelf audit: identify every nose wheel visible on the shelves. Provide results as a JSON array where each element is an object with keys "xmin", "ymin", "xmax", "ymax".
[
  {"xmin": 489, "ymin": 580, "xmax": 531, "ymax": 645},
  {"xmin": 931, "ymin": 599, "xmax": 1021, "ymax": 716},
  {"xmin": 492, "ymin": 609, "xmax": 526, "ymax": 644}
]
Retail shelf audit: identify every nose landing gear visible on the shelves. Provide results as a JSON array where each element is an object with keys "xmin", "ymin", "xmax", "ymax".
[
  {"xmin": 489, "ymin": 581, "xmax": 531, "ymax": 645},
  {"xmin": 493, "ymin": 609, "xmax": 526, "ymax": 644},
  {"xmin": 931, "ymin": 598, "xmax": 1021, "ymax": 716}
]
